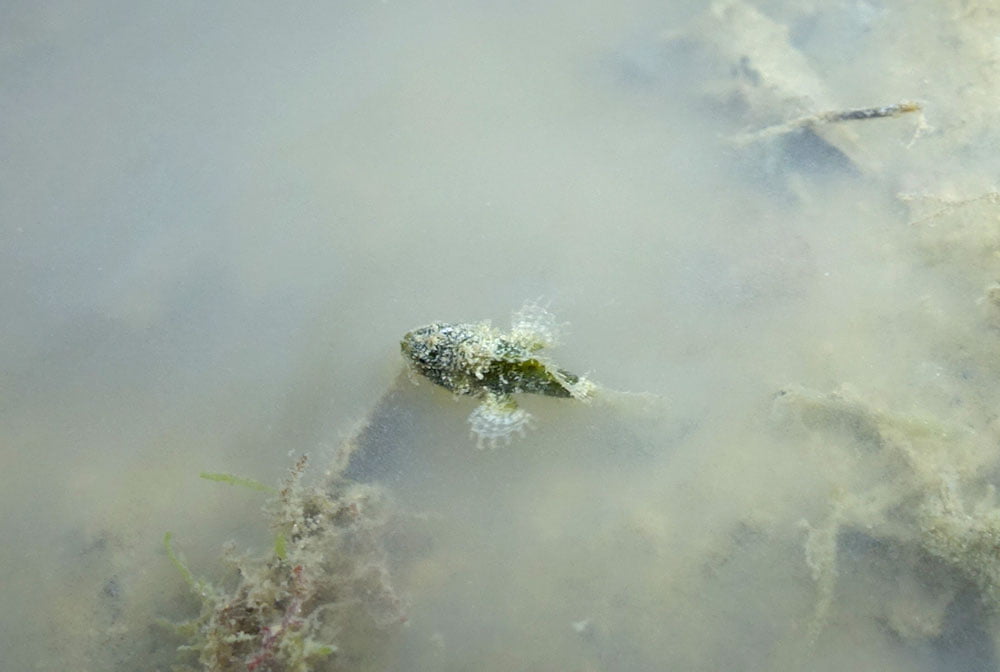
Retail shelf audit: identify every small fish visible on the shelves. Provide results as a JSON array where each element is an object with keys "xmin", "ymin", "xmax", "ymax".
[{"xmin": 401, "ymin": 304, "xmax": 594, "ymax": 446}]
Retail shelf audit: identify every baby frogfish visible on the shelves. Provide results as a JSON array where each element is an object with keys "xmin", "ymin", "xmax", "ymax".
[{"xmin": 400, "ymin": 303, "xmax": 595, "ymax": 446}]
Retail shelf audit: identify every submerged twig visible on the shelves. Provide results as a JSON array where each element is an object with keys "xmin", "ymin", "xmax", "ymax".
[{"xmin": 730, "ymin": 101, "xmax": 924, "ymax": 146}]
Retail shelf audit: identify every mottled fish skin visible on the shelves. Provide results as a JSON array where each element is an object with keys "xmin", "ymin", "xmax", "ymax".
[
  {"xmin": 400, "ymin": 322, "xmax": 488, "ymax": 397},
  {"xmin": 400, "ymin": 305, "xmax": 594, "ymax": 446},
  {"xmin": 400, "ymin": 324, "xmax": 578, "ymax": 398}
]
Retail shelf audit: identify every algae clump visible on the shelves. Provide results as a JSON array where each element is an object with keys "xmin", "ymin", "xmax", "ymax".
[
  {"xmin": 774, "ymin": 384, "xmax": 1000, "ymax": 645},
  {"xmin": 166, "ymin": 457, "xmax": 405, "ymax": 672}
]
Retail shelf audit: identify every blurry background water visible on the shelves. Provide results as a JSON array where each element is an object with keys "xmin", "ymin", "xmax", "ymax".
[{"xmin": 4, "ymin": 1, "xmax": 1000, "ymax": 670}]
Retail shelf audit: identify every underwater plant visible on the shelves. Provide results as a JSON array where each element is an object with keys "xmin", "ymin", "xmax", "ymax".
[
  {"xmin": 775, "ymin": 385, "xmax": 1000, "ymax": 644},
  {"xmin": 166, "ymin": 457, "xmax": 405, "ymax": 672}
]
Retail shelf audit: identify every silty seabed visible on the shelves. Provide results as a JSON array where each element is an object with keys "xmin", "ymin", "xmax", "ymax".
[{"xmin": 400, "ymin": 304, "xmax": 595, "ymax": 446}]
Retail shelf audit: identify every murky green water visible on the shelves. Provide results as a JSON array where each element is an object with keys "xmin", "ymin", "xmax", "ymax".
[{"xmin": 4, "ymin": 1, "xmax": 1000, "ymax": 669}]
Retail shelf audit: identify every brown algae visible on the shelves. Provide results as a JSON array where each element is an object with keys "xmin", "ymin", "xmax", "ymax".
[{"xmin": 165, "ymin": 458, "xmax": 405, "ymax": 672}]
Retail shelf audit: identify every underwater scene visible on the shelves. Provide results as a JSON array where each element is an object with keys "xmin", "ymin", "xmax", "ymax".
[{"xmin": 4, "ymin": 1, "xmax": 1000, "ymax": 670}]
